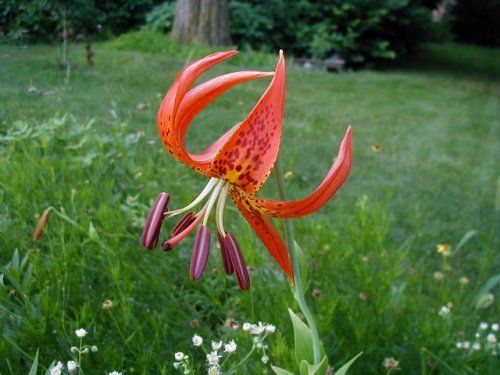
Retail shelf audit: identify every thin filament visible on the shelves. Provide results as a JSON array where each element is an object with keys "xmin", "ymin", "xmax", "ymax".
[
  {"xmin": 215, "ymin": 183, "xmax": 229, "ymax": 236},
  {"xmin": 166, "ymin": 177, "xmax": 219, "ymax": 218},
  {"xmin": 202, "ymin": 179, "xmax": 226, "ymax": 226}
]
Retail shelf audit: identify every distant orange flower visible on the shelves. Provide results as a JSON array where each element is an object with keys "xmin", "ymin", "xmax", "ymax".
[{"xmin": 32, "ymin": 208, "xmax": 51, "ymax": 241}]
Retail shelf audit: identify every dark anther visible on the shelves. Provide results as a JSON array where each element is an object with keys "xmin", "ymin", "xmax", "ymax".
[{"xmin": 141, "ymin": 192, "xmax": 170, "ymax": 250}]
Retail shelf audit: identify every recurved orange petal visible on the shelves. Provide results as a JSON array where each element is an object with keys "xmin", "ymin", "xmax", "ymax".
[
  {"xmin": 230, "ymin": 186, "xmax": 293, "ymax": 280},
  {"xmin": 209, "ymin": 50, "xmax": 286, "ymax": 194},
  {"xmin": 242, "ymin": 126, "xmax": 352, "ymax": 218},
  {"xmin": 157, "ymin": 51, "xmax": 272, "ymax": 174}
]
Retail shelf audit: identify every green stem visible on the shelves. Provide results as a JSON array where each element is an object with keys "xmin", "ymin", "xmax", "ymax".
[
  {"xmin": 273, "ymin": 158, "xmax": 321, "ymax": 365},
  {"xmin": 229, "ymin": 346, "xmax": 256, "ymax": 373}
]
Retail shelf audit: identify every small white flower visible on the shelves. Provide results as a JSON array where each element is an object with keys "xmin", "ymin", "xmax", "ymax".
[
  {"xmin": 208, "ymin": 366, "xmax": 220, "ymax": 375},
  {"xmin": 487, "ymin": 333, "xmax": 497, "ymax": 343},
  {"xmin": 212, "ymin": 341, "xmax": 223, "ymax": 350},
  {"xmin": 475, "ymin": 332, "xmax": 481, "ymax": 338},
  {"xmin": 175, "ymin": 352, "xmax": 185, "ymax": 361},
  {"xmin": 462, "ymin": 341, "xmax": 471, "ymax": 349},
  {"xmin": 265, "ymin": 324, "xmax": 276, "ymax": 333},
  {"xmin": 67, "ymin": 360, "xmax": 78, "ymax": 373},
  {"xmin": 261, "ymin": 354, "xmax": 270, "ymax": 364},
  {"xmin": 75, "ymin": 328, "xmax": 87, "ymax": 338},
  {"xmin": 242, "ymin": 323, "xmax": 252, "ymax": 331},
  {"xmin": 456, "ymin": 342, "xmax": 463, "ymax": 349},
  {"xmin": 224, "ymin": 340, "xmax": 237, "ymax": 353},
  {"xmin": 480, "ymin": 322, "xmax": 488, "ymax": 330},
  {"xmin": 472, "ymin": 342, "xmax": 481, "ymax": 351},
  {"xmin": 91, "ymin": 345, "xmax": 98, "ymax": 352},
  {"xmin": 438, "ymin": 305, "xmax": 450, "ymax": 317},
  {"xmin": 50, "ymin": 362, "xmax": 63, "ymax": 375},
  {"xmin": 251, "ymin": 322, "xmax": 267, "ymax": 335},
  {"xmin": 492, "ymin": 323, "xmax": 499, "ymax": 331},
  {"xmin": 192, "ymin": 334, "xmax": 203, "ymax": 346},
  {"xmin": 108, "ymin": 372, "xmax": 122, "ymax": 375},
  {"xmin": 206, "ymin": 351, "xmax": 221, "ymax": 365}
]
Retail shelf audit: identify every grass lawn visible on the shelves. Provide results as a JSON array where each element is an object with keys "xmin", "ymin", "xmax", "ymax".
[{"xmin": 0, "ymin": 33, "xmax": 499, "ymax": 374}]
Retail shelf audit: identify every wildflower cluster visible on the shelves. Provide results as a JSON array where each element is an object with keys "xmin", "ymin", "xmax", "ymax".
[
  {"xmin": 242, "ymin": 322, "xmax": 276, "ymax": 364},
  {"xmin": 172, "ymin": 322, "xmax": 277, "ymax": 374},
  {"xmin": 456, "ymin": 322, "xmax": 499, "ymax": 355},
  {"xmin": 47, "ymin": 328, "xmax": 121, "ymax": 375}
]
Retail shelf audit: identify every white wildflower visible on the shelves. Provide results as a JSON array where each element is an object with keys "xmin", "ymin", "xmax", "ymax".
[
  {"xmin": 472, "ymin": 342, "xmax": 481, "ymax": 351},
  {"xmin": 251, "ymin": 322, "xmax": 267, "ymax": 335},
  {"xmin": 480, "ymin": 322, "xmax": 488, "ymax": 330},
  {"xmin": 212, "ymin": 341, "xmax": 223, "ymax": 351},
  {"xmin": 492, "ymin": 323, "xmax": 499, "ymax": 331},
  {"xmin": 67, "ymin": 360, "xmax": 78, "ymax": 373},
  {"xmin": 456, "ymin": 342, "xmax": 463, "ymax": 349},
  {"xmin": 175, "ymin": 352, "xmax": 185, "ymax": 361},
  {"xmin": 438, "ymin": 305, "xmax": 450, "ymax": 317},
  {"xmin": 462, "ymin": 341, "xmax": 471, "ymax": 349},
  {"xmin": 261, "ymin": 354, "xmax": 270, "ymax": 364},
  {"xmin": 487, "ymin": 333, "xmax": 497, "ymax": 343},
  {"xmin": 108, "ymin": 372, "xmax": 122, "ymax": 375},
  {"xmin": 192, "ymin": 334, "xmax": 203, "ymax": 346},
  {"xmin": 242, "ymin": 323, "xmax": 252, "ymax": 331},
  {"xmin": 206, "ymin": 351, "xmax": 221, "ymax": 365},
  {"xmin": 50, "ymin": 362, "xmax": 63, "ymax": 375},
  {"xmin": 208, "ymin": 366, "xmax": 220, "ymax": 375},
  {"xmin": 75, "ymin": 328, "xmax": 87, "ymax": 338},
  {"xmin": 266, "ymin": 324, "xmax": 276, "ymax": 333},
  {"xmin": 224, "ymin": 340, "xmax": 237, "ymax": 353}
]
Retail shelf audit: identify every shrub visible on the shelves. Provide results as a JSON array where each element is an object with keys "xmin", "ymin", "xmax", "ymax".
[
  {"xmin": 143, "ymin": 1, "xmax": 176, "ymax": 33},
  {"xmin": 452, "ymin": 0, "xmax": 500, "ymax": 47},
  {"xmin": 229, "ymin": 0, "xmax": 440, "ymax": 68},
  {"xmin": 0, "ymin": 0, "xmax": 163, "ymax": 43}
]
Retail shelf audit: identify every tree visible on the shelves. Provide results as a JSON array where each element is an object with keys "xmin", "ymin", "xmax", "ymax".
[{"xmin": 171, "ymin": 0, "xmax": 231, "ymax": 46}]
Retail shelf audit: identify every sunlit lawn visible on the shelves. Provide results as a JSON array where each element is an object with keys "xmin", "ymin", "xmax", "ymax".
[{"xmin": 0, "ymin": 35, "xmax": 499, "ymax": 374}]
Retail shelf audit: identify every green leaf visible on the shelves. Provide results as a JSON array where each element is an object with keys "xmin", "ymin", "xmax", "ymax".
[
  {"xmin": 271, "ymin": 366, "xmax": 295, "ymax": 375},
  {"xmin": 289, "ymin": 308, "xmax": 314, "ymax": 366},
  {"xmin": 88, "ymin": 222, "xmax": 98, "ymax": 241},
  {"xmin": 452, "ymin": 230, "xmax": 477, "ymax": 255},
  {"xmin": 334, "ymin": 352, "xmax": 363, "ymax": 375},
  {"xmin": 300, "ymin": 355, "xmax": 329, "ymax": 375},
  {"xmin": 28, "ymin": 349, "xmax": 39, "ymax": 375}
]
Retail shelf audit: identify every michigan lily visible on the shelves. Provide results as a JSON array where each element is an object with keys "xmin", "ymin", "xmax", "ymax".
[{"xmin": 141, "ymin": 50, "xmax": 352, "ymax": 290}]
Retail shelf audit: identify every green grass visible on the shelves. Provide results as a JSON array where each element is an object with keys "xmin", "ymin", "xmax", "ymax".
[{"xmin": 0, "ymin": 35, "xmax": 499, "ymax": 374}]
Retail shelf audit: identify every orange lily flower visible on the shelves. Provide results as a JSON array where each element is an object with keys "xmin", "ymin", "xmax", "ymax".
[{"xmin": 142, "ymin": 50, "xmax": 352, "ymax": 290}]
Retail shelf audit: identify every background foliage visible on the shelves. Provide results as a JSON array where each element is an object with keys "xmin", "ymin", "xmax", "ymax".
[{"xmin": 2, "ymin": 0, "xmax": 499, "ymax": 67}]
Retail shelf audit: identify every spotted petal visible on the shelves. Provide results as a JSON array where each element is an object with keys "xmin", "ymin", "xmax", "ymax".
[
  {"xmin": 158, "ymin": 51, "xmax": 274, "ymax": 174},
  {"xmin": 242, "ymin": 126, "xmax": 352, "ymax": 218},
  {"xmin": 209, "ymin": 50, "xmax": 286, "ymax": 194},
  {"xmin": 230, "ymin": 186, "xmax": 293, "ymax": 280}
]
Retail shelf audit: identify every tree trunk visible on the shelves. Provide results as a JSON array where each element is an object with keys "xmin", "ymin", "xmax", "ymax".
[{"xmin": 171, "ymin": 0, "xmax": 231, "ymax": 46}]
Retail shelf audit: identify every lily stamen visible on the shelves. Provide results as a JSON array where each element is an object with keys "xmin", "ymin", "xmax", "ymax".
[
  {"xmin": 215, "ymin": 183, "xmax": 230, "ymax": 236},
  {"xmin": 202, "ymin": 179, "xmax": 227, "ymax": 226},
  {"xmin": 166, "ymin": 177, "xmax": 219, "ymax": 219}
]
